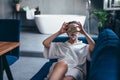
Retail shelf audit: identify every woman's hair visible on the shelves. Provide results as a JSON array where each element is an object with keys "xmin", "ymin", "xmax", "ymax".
[
  {"xmin": 66, "ymin": 21, "xmax": 79, "ymax": 31},
  {"xmin": 67, "ymin": 21, "xmax": 78, "ymax": 26}
]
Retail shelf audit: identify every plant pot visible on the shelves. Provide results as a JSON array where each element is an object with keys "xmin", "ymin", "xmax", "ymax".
[{"xmin": 16, "ymin": 3, "xmax": 20, "ymax": 12}]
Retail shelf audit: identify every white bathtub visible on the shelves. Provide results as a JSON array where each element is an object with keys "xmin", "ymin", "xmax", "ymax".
[{"xmin": 35, "ymin": 15, "xmax": 86, "ymax": 34}]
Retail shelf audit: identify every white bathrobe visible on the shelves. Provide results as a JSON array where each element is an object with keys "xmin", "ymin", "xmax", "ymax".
[{"xmin": 44, "ymin": 41, "xmax": 91, "ymax": 80}]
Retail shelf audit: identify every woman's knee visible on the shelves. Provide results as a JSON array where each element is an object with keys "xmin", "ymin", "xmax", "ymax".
[
  {"xmin": 49, "ymin": 61, "xmax": 68, "ymax": 80},
  {"xmin": 55, "ymin": 61, "xmax": 68, "ymax": 69}
]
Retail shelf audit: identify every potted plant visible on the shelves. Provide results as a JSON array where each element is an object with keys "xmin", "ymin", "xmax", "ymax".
[
  {"xmin": 92, "ymin": 9, "xmax": 109, "ymax": 31},
  {"xmin": 14, "ymin": 0, "xmax": 21, "ymax": 12}
]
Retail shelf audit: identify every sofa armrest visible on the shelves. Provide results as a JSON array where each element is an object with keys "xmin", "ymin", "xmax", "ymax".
[{"xmin": 88, "ymin": 29, "xmax": 120, "ymax": 80}]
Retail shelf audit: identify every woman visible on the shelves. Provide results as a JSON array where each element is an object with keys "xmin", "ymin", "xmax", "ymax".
[{"xmin": 43, "ymin": 21, "xmax": 95, "ymax": 80}]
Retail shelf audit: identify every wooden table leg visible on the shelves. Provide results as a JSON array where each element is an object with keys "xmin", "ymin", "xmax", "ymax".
[
  {"xmin": 0, "ymin": 56, "xmax": 3, "ymax": 80},
  {"xmin": 3, "ymin": 55, "xmax": 13, "ymax": 80}
]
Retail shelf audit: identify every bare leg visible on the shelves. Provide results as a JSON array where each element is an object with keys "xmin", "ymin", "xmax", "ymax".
[{"xmin": 49, "ymin": 61, "xmax": 68, "ymax": 80}]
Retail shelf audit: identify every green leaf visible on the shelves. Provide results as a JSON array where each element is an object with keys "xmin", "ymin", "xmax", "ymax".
[{"xmin": 92, "ymin": 9, "xmax": 108, "ymax": 27}]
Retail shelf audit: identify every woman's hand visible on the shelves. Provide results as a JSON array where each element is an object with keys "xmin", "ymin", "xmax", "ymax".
[
  {"xmin": 77, "ymin": 22, "xmax": 86, "ymax": 34},
  {"xmin": 58, "ymin": 22, "xmax": 68, "ymax": 34}
]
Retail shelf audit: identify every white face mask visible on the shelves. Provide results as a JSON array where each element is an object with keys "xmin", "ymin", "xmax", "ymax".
[{"xmin": 68, "ymin": 31, "xmax": 79, "ymax": 40}]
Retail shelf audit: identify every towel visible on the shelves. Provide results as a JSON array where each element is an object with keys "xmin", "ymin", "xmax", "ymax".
[{"xmin": 26, "ymin": 9, "xmax": 36, "ymax": 20}]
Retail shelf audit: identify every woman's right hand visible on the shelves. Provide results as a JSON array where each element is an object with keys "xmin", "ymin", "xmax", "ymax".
[
  {"xmin": 43, "ymin": 22, "xmax": 69, "ymax": 48},
  {"xmin": 58, "ymin": 22, "xmax": 68, "ymax": 34}
]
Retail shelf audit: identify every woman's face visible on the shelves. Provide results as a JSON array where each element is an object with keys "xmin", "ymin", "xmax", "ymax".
[{"xmin": 66, "ymin": 23, "xmax": 80, "ymax": 40}]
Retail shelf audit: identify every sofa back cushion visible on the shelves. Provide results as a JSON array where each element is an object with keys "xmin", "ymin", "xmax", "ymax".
[{"xmin": 53, "ymin": 36, "xmax": 97, "ymax": 43}]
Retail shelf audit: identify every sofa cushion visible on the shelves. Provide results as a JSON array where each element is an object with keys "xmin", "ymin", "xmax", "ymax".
[
  {"xmin": 88, "ymin": 29, "xmax": 120, "ymax": 80},
  {"xmin": 31, "ymin": 61, "xmax": 54, "ymax": 80}
]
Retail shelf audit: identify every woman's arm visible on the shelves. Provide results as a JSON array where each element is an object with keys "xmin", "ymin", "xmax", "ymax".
[
  {"xmin": 43, "ymin": 22, "xmax": 68, "ymax": 48},
  {"xmin": 82, "ymin": 30, "xmax": 95, "ymax": 52},
  {"xmin": 77, "ymin": 22, "xmax": 95, "ymax": 52}
]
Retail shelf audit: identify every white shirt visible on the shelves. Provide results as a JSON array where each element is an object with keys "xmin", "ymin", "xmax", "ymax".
[{"xmin": 44, "ymin": 41, "xmax": 91, "ymax": 76}]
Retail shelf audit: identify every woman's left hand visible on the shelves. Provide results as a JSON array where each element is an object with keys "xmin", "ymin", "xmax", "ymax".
[{"xmin": 77, "ymin": 22, "xmax": 86, "ymax": 34}]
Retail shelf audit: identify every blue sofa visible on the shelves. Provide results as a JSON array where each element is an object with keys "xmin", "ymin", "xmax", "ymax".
[{"xmin": 31, "ymin": 29, "xmax": 120, "ymax": 80}]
